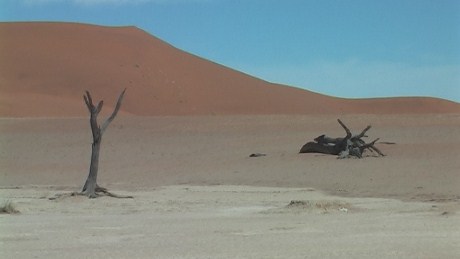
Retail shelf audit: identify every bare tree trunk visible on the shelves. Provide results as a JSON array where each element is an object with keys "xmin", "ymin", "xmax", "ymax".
[
  {"xmin": 81, "ymin": 89, "xmax": 127, "ymax": 198},
  {"xmin": 81, "ymin": 131, "xmax": 101, "ymax": 198}
]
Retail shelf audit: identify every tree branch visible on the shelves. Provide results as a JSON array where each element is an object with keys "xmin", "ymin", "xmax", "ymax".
[
  {"xmin": 83, "ymin": 91, "xmax": 97, "ymax": 113},
  {"xmin": 95, "ymin": 100, "xmax": 104, "ymax": 115},
  {"xmin": 337, "ymin": 119, "xmax": 352, "ymax": 139},
  {"xmin": 101, "ymin": 88, "xmax": 126, "ymax": 134},
  {"xmin": 353, "ymin": 125, "xmax": 371, "ymax": 139}
]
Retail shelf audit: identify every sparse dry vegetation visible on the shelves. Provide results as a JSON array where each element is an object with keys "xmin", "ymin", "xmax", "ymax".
[
  {"xmin": 0, "ymin": 200, "xmax": 20, "ymax": 214},
  {"xmin": 286, "ymin": 200, "xmax": 351, "ymax": 213}
]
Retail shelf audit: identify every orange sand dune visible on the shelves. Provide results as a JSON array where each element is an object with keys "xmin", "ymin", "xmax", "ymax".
[{"xmin": 1, "ymin": 22, "xmax": 459, "ymax": 117}]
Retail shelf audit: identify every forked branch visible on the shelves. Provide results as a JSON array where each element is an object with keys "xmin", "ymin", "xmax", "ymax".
[{"xmin": 102, "ymin": 88, "xmax": 126, "ymax": 133}]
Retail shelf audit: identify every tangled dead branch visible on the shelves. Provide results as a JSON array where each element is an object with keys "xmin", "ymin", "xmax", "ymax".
[{"xmin": 299, "ymin": 119, "xmax": 385, "ymax": 159}]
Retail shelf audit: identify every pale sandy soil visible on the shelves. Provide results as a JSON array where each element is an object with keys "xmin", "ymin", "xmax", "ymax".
[
  {"xmin": 1, "ymin": 185, "xmax": 459, "ymax": 258},
  {"xmin": 1, "ymin": 114, "xmax": 459, "ymax": 258}
]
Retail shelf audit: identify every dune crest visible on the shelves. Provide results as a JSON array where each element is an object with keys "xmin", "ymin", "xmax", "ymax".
[{"xmin": 1, "ymin": 22, "xmax": 459, "ymax": 117}]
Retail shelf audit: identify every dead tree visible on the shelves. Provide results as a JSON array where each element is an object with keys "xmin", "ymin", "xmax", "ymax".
[
  {"xmin": 80, "ymin": 89, "xmax": 132, "ymax": 198},
  {"xmin": 299, "ymin": 119, "xmax": 385, "ymax": 159}
]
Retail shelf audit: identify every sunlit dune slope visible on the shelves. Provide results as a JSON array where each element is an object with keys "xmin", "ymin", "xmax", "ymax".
[{"xmin": 1, "ymin": 22, "xmax": 458, "ymax": 117}]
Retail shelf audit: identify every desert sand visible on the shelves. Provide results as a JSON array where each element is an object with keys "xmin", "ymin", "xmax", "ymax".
[
  {"xmin": 1, "ymin": 114, "xmax": 459, "ymax": 258},
  {"xmin": 1, "ymin": 22, "xmax": 459, "ymax": 117},
  {"xmin": 1, "ymin": 21, "xmax": 460, "ymax": 258}
]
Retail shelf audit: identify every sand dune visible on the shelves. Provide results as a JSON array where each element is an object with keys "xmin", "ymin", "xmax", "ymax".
[{"xmin": 1, "ymin": 22, "xmax": 459, "ymax": 117}]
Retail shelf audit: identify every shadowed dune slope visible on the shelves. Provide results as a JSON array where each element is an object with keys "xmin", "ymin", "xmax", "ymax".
[{"xmin": 1, "ymin": 22, "xmax": 459, "ymax": 117}]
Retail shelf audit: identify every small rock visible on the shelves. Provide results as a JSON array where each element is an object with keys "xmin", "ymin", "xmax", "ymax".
[{"xmin": 249, "ymin": 153, "xmax": 266, "ymax": 157}]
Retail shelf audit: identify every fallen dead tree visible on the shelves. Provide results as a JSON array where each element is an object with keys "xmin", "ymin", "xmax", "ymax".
[{"xmin": 299, "ymin": 119, "xmax": 385, "ymax": 159}]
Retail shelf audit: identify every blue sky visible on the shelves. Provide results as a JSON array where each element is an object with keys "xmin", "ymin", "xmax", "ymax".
[{"xmin": 1, "ymin": 0, "xmax": 459, "ymax": 102}]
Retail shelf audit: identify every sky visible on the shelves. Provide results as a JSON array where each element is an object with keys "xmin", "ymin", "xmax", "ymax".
[{"xmin": 1, "ymin": 0, "xmax": 459, "ymax": 102}]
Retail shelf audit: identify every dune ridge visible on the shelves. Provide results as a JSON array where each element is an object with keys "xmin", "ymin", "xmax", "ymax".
[{"xmin": 1, "ymin": 22, "xmax": 459, "ymax": 117}]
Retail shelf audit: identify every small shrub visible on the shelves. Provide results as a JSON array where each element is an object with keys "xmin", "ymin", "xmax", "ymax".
[{"xmin": 0, "ymin": 200, "xmax": 20, "ymax": 214}]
